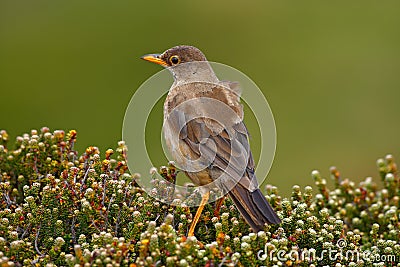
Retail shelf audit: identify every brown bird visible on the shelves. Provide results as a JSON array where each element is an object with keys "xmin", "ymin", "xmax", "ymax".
[{"xmin": 141, "ymin": 45, "xmax": 281, "ymax": 236}]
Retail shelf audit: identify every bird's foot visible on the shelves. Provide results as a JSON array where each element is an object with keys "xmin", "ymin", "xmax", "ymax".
[{"xmin": 213, "ymin": 196, "xmax": 225, "ymax": 219}]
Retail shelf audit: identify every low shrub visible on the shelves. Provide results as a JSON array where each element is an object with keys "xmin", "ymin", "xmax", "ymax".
[{"xmin": 0, "ymin": 128, "xmax": 398, "ymax": 266}]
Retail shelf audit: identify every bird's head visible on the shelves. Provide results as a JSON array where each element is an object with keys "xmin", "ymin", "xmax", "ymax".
[
  {"xmin": 141, "ymin": 45, "xmax": 207, "ymax": 67},
  {"xmin": 141, "ymin": 45, "xmax": 217, "ymax": 84}
]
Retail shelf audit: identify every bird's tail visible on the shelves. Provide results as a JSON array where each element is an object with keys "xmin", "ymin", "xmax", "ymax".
[{"xmin": 228, "ymin": 184, "xmax": 281, "ymax": 232}]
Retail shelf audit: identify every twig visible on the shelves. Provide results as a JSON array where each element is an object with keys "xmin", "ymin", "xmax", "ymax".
[
  {"xmin": 60, "ymin": 146, "xmax": 64, "ymax": 162},
  {"xmin": 35, "ymin": 225, "xmax": 44, "ymax": 256},
  {"xmin": 104, "ymin": 197, "xmax": 113, "ymax": 230},
  {"xmin": 218, "ymin": 256, "xmax": 229, "ymax": 267},
  {"xmin": 21, "ymin": 223, "xmax": 31, "ymax": 239},
  {"xmin": 90, "ymin": 220, "xmax": 101, "ymax": 233},
  {"xmin": 71, "ymin": 216, "xmax": 77, "ymax": 244},
  {"xmin": 33, "ymin": 155, "xmax": 39, "ymax": 177},
  {"xmin": 80, "ymin": 160, "xmax": 92, "ymax": 192},
  {"xmin": 3, "ymin": 191, "xmax": 13, "ymax": 208},
  {"xmin": 128, "ymin": 194, "xmax": 135, "ymax": 207},
  {"xmin": 102, "ymin": 174, "xmax": 108, "ymax": 206},
  {"xmin": 115, "ymin": 210, "xmax": 121, "ymax": 236},
  {"xmin": 64, "ymin": 181, "xmax": 77, "ymax": 197},
  {"xmin": 123, "ymin": 181, "xmax": 130, "ymax": 203}
]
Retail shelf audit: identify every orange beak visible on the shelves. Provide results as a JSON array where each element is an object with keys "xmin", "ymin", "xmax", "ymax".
[{"xmin": 141, "ymin": 54, "xmax": 168, "ymax": 67}]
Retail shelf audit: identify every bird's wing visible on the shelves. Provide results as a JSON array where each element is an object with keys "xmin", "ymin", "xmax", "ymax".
[{"xmin": 164, "ymin": 82, "xmax": 259, "ymax": 194}]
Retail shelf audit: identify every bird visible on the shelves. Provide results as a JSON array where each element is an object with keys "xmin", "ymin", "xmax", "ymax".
[{"xmin": 141, "ymin": 45, "xmax": 281, "ymax": 236}]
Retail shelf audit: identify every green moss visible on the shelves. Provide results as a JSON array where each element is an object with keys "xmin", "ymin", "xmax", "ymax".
[{"xmin": 0, "ymin": 128, "xmax": 399, "ymax": 266}]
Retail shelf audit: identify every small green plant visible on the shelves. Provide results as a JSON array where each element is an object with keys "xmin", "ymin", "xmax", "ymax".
[{"xmin": 0, "ymin": 128, "xmax": 399, "ymax": 266}]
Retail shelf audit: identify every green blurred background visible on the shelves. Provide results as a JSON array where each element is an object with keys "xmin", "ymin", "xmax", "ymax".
[{"xmin": 1, "ymin": 1, "xmax": 399, "ymax": 197}]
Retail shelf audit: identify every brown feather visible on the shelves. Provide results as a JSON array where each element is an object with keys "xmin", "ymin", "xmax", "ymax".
[{"xmin": 157, "ymin": 45, "xmax": 281, "ymax": 232}]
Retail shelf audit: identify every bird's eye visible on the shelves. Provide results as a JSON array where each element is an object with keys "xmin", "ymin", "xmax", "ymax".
[{"xmin": 169, "ymin": 55, "xmax": 180, "ymax": 65}]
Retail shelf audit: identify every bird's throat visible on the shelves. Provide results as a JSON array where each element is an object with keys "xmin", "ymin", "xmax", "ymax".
[{"xmin": 170, "ymin": 62, "xmax": 219, "ymax": 87}]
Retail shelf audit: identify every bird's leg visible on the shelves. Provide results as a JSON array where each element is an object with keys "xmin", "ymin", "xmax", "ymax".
[
  {"xmin": 213, "ymin": 196, "xmax": 225, "ymax": 219},
  {"xmin": 168, "ymin": 172, "xmax": 177, "ymax": 204},
  {"xmin": 188, "ymin": 191, "xmax": 210, "ymax": 237},
  {"xmin": 167, "ymin": 162, "xmax": 178, "ymax": 204}
]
